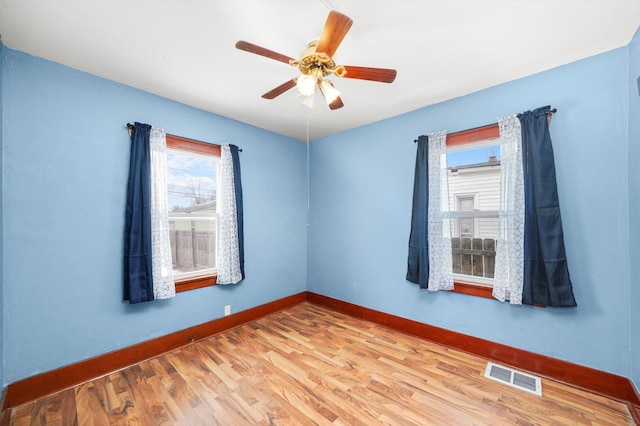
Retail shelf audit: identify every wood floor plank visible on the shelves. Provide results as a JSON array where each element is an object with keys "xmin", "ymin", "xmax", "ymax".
[
  {"xmin": 119, "ymin": 364, "xmax": 172, "ymax": 425},
  {"xmin": 8, "ymin": 302, "xmax": 635, "ymax": 425}
]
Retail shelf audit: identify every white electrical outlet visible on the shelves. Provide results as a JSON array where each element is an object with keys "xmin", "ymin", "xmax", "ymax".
[{"xmin": 224, "ymin": 305, "xmax": 231, "ymax": 316}]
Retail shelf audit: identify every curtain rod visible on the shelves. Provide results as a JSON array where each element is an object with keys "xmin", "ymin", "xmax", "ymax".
[
  {"xmin": 413, "ymin": 108, "xmax": 557, "ymax": 143},
  {"xmin": 126, "ymin": 123, "xmax": 242, "ymax": 151}
]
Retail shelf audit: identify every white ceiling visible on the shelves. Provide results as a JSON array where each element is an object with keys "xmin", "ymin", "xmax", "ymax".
[{"xmin": 1, "ymin": 0, "xmax": 639, "ymax": 141}]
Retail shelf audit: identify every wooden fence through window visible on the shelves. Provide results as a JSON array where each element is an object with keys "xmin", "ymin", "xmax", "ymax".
[
  {"xmin": 170, "ymin": 230, "xmax": 216, "ymax": 273},
  {"xmin": 452, "ymin": 237, "xmax": 496, "ymax": 279}
]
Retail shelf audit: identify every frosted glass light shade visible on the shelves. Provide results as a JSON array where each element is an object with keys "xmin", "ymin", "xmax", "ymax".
[
  {"xmin": 319, "ymin": 79, "xmax": 340, "ymax": 104},
  {"xmin": 296, "ymin": 74, "xmax": 317, "ymax": 96}
]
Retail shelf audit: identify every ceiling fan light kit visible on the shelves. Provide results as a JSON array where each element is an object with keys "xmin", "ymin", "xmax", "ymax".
[
  {"xmin": 296, "ymin": 68, "xmax": 322, "ymax": 97},
  {"xmin": 235, "ymin": 10, "xmax": 397, "ymax": 110},
  {"xmin": 318, "ymin": 79, "xmax": 341, "ymax": 104}
]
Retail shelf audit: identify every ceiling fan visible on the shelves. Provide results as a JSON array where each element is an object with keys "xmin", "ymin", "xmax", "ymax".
[{"xmin": 235, "ymin": 10, "xmax": 397, "ymax": 110}]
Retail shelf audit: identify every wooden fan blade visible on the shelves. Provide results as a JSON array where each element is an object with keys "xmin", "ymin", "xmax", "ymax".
[
  {"xmin": 342, "ymin": 66, "xmax": 397, "ymax": 83},
  {"xmin": 315, "ymin": 11, "xmax": 353, "ymax": 58},
  {"xmin": 262, "ymin": 79, "xmax": 297, "ymax": 99},
  {"xmin": 235, "ymin": 40, "xmax": 295, "ymax": 65},
  {"xmin": 328, "ymin": 96, "xmax": 344, "ymax": 110}
]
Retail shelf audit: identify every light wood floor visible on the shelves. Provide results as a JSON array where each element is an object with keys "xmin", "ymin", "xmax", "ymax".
[{"xmin": 8, "ymin": 302, "xmax": 634, "ymax": 425}]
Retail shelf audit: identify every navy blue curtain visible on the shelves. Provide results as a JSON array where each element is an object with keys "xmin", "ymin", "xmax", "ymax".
[
  {"xmin": 230, "ymin": 144, "xmax": 245, "ymax": 280},
  {"xmin": 123, "ymin": 123, "xmax": 154, "ymax": 304},
  {"xmin": 406, "ymin": 135, "xmax": 429, "ymax": 288},
  {"xmin": 520, "ymin": 106, "xmax": 577, "ymax": 307}
]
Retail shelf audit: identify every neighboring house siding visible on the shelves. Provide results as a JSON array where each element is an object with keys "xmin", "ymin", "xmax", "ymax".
[{"xmin": 448, "ymin": 164, "xmax": 500, "ymax": 239}]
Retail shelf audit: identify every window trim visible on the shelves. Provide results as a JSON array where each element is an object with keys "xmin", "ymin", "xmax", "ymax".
[
  {"xmin": 445, "ymin": 123, "xmax": 500, "ymax": 300},
  {"xmin": 165, "ymin": 133, "xmax": 221, "ymax": 293}
]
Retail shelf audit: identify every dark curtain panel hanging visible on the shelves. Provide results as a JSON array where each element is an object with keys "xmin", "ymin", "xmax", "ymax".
[
  {"xmin": 123, "ymin": 122, "xmax": 154, "ymax": 304},
  {"xmin": 406, "ymin": 135, "xmax": 430, "ymax": 288},
  {"xmin": 230, "ymin": 144, "xmax": 245, "ymax": 280},
  {"xmin": 519, "ymin": 106, "xmax": 577, "ymax": 307}
]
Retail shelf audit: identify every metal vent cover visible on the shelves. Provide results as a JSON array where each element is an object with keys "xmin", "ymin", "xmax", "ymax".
[{"xmin": 484, "ymin": 362, "xmax": 542, "ymax": 396}]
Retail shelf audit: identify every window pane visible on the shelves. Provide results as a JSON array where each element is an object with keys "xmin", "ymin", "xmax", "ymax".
[
  {"xmin": 447, "ymin": 145, "xmax": 499, "ymax": 167},
  {"xmin": 169, "ymin": 218, "xmax": 217, "ymax": 276},
  {"xmin": 447, "ymin": 145, "xmax": 500, "ymax": 215},
  {"xmin": 447, "ymin": 144, "xmax": 500, "ymax": 284},
  {"xmin": 167, "ymin": 150, "xmax": 217, "ymax": 213},
  {"xmin": 167, "ymin": 149, "xmax": 218, "ymax": 278},
  {"xmin": 459, "ymin": 218, "xmax": 474, "ymax": 238},
  {"xmin": 459, "ymin": 197, "xmax": 474, "ymax": 211}
]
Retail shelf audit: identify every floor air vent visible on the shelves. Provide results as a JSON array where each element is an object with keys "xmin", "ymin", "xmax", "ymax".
[{"xmin": 484, "ymin": 362, "xmax": 542, "ymax": 396}]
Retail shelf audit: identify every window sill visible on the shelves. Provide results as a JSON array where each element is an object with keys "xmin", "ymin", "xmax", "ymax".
[
  {"xmin": 175, "ymin": 274, "xmax": 217, "ymax": 293},
  {"xmin": 452, "ymin": 280, "xmax": 545, "ymax": 307},
  {"xmin": 452, "ymin": 280, "xmax": 494, "ymax": 300}
]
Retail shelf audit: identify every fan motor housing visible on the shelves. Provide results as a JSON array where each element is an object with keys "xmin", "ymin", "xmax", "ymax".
[{"xmin": 294, "ymin": 40, "xmax": 345, "ymax": 78}]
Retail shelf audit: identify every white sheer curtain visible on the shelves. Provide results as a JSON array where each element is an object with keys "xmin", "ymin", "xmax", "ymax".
[
  {"xmin": 493, "ymin": 115, "xmax": 525, "ymax": 304},
  {"xmin": 427, "ymin": 130, "xmax": 454, "ymax": 291},
  {"xmin": 149, "ymin": 127, "xmax": 176, "ymax": 299},
  {"xmin": 217, "ymin": 144, "xmax": 243, "ymax": 284}
]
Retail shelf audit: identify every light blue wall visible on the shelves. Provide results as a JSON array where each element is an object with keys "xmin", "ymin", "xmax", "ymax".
[
  {"xmin": 1, "ymin": 47, "xmax": 307, "ymax": 385},
  {"xmin": 629, "ymin": 28, "xmax": 640, "ymax": 391},
  {"xmin": 0, "ymin": 42, "xmax": 5, "ymax": 389},
  {"xmin": 309, "ymin": 47, "xmax": 632, "ymax": 377}
]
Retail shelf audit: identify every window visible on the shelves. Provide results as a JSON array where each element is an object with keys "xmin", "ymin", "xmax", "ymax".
[
  {"xmin": 455, "ymin": 195, "xmax": 476, "ymax": 238},
  {"xmin": 408, "ymin": 108, "xmax": 572, "ymax": 305},
  {"xmin": 166, "ymin": 134, "xmax": 221, "ymax": 292},
  {"xmin": 445, "ymin": 124, "xmax": 501, "ymax": 298}
]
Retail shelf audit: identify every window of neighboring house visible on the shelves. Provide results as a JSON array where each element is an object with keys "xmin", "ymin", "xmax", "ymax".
[
  {"xmin": 166, "ymin": 134, "xmax": 221, "ymax": 292},
  {"xmin": 456, "ymin": 195, "xmax": 476, "ymax": 238},
  {"xmin": 446, "ymin": 125, "xmax": 501, "ymax": 298}
]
